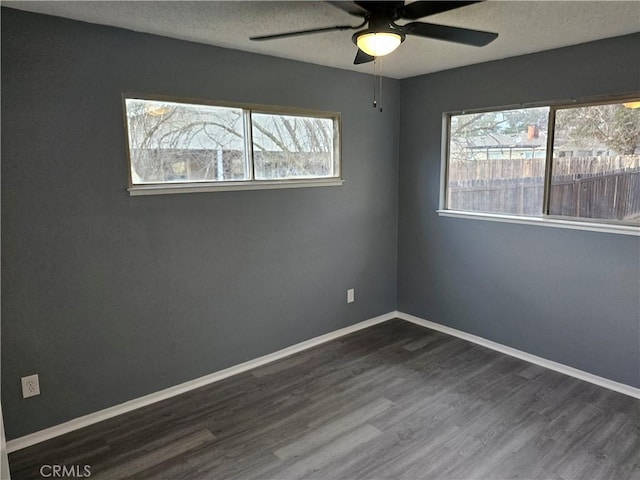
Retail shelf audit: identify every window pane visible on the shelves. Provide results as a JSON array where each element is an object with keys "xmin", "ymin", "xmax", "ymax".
[
  {"xmin": 549, "ymin": 102, "xmax": 640, "ymax": 224},
  {"xmin": 251, "ymin": 113, "xmax": 336, "ymax": 180},
  {"xmin": 125, "ymin": 99, "xmax": 247, "ymax": 184},
  {"xmin": 447, "ymin": 107, "xmax": 549, "ymax": 215}
]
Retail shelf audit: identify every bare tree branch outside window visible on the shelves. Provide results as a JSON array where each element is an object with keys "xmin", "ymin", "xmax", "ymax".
[
  {"xmin": 124, "ymin": 98, "xmax": 338, "ymax": 185},
  {"xmin": 252, "ymin": 113, "xmax": 334, "ymax": 180},
  {"xmin": 125, "ymin": 99, "xmax": 247, "ymax": 183}
]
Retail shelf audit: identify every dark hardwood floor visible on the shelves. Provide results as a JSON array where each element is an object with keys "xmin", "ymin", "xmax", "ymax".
[{"xmin": 9, "ymin": 319, "xmax": 640, "ymax": 479}]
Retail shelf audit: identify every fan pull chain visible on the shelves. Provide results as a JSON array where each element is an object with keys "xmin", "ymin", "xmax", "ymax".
[
  {"xmin": 372, "ymin": 57, "xmax": 378, "ymax": 109},
  {"xmin": 379, "ymin": 55, "xmax": 383, "ymax": 113},
  {"xmin": 372, "ymin": 57, "xmax": 384, "ymax": 113}
]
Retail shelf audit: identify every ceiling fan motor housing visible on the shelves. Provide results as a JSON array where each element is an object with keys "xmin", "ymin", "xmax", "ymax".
[{"xmin": 351, "ymin": 12, "xmax": 406, "ymax": 51}]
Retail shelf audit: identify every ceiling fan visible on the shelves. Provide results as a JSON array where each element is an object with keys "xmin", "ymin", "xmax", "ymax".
[{"xmin": 250, "ymin": 1, "xmax": 498, "ymax": 64}]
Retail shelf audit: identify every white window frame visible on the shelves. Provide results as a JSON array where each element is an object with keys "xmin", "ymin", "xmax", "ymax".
[
  {"xmin": 123, "ymin": 94, "xmax": 343, "ymax": 196},
  {"xmin": 438, "ymin": 95, "xmax": 640, "ymax": 236}
]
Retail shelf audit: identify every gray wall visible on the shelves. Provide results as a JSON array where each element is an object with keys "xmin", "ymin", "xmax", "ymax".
[
  {"xmin": 398, "ymin": 33, "xmax": 640, "ymax": 388},
  {"xmin": 1, "ymin": 8, "xmax": 399, "ymax": 439}
]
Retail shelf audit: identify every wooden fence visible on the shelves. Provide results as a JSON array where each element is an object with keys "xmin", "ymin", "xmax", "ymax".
[
  {"xmin": 449, "ymin": 158, "xmax": 545, "ymax": 183},
  {"xmin": 448, "ymin": 157, "xmax": 640, "ymax": 222},
  {"xmin": 448, "ymin": 155, "xmax": 640, "ymax": 182},
  {"xmin": 448, "ymin": 177, "xmax": 544, "ymax": 216},
  {"xmin": 549, "ymin": 168, "xmax": 640, "ymax": 221}
]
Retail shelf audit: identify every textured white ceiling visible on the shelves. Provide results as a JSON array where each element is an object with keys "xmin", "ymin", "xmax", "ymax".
[{"xmin": 4, "ymin": 1, "xmax": 640, "ymax": 79}]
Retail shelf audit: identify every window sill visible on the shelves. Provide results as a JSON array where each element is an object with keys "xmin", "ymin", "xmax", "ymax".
[
  {"xmin": 129, "ymin": 179, "xmax": 345, "ymax": 196},
  {"xmin": 436, "ymin": 210, "xmax": 640, "ymax": 236}
]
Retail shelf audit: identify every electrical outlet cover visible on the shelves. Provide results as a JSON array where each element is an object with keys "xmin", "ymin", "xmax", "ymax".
[
  {"xmin": 347, "ymin": 289, "xmax": 355, "ymax": 303},
  {"xmin": 21, "ymin": 374, "xmax": 40, "ymax": 398}
]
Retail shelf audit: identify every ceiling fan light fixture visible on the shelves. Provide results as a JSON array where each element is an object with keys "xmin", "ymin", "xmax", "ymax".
[{"xmin": 354, "ymin": 31, "xmax": 403, "ymax": 57}]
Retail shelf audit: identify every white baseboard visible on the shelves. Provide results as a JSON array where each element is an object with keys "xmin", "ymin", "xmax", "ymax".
[
  {"xmin": 6, "ymin": 312, "xmax": 395, "ymax": 453},
  {"xmin": 395, "ymin": 311, "xmax": 640, "ymax": 399},
  {"xmin": 8, "ymin": 310, "xmax": 638, "ymax": 453}
]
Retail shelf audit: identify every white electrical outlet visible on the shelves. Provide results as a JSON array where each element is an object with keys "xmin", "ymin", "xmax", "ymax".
[
  {"xmin": 347, "ymin": 288, "xmax": 355, "ymax": 303},
  {"xmin": 21, "ymin": 374, "xmax": 40, "ymax": 399}
]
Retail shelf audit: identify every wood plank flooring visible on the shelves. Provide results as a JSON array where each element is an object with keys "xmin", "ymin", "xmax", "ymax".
[{"xmin": 8, "ymin": 319, "xmax": 640, "ymax": 479}]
